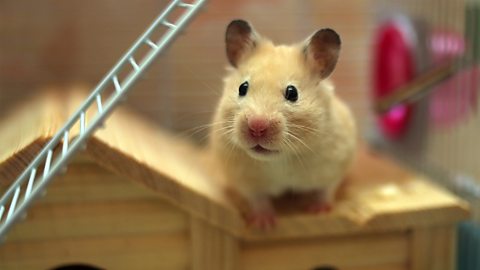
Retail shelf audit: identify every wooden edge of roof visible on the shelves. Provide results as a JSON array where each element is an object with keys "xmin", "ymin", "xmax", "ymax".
[
  {"xmin": 0, "ymin": 87, "xmax": 471, "ymax": 241},
  {"xmin": 0, "ymin": 89, "xmax": 66, "ymax": 186},
  {"xmin": 0, "ymin": 138, "xmax": 49, "ymax": 187},
  {"xmin": 85, "ymin": 137, "xmax": 246, "ymax": 236}
]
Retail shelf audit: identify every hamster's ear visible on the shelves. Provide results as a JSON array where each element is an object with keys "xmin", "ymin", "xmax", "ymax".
[
  {"xmin": 304, "ymin": 28, "xmax": 341, "ymax": 79},
  {"xmin": 225, "ymin": 20, "xmax": 258, "ymax": 67}
]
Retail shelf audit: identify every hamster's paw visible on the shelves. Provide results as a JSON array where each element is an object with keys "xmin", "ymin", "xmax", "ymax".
[
  {"xmin": 244, "ymin": 196, "xmax": 276, "ymax": 230},
  {"xmin": 245, "ymin": 208, "xmax": 277, "ymax": 231},
  {"xmin": 305, "ymin": 200, "xmax": 332, "ymax": 214},
  {"xmin": 305, "ymin": 189, "xmax": 333, "ymax": 214}
]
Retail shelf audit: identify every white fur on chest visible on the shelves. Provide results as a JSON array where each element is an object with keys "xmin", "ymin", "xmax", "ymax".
[{"xmin": 256, "ymin": 152, "xmax": 340, "ymax": 196}]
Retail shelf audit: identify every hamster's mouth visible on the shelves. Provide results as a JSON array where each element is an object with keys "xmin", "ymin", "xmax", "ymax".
[{"xmin": 251, "ymin": 145, "xmax": 279, "ymax": 155}]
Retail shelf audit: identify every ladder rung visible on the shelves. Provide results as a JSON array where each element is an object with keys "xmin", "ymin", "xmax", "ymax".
[
  {"xmin": 80, "ymin": 112, "xmax": 86, "ymax": 135},
  {"xmin": 178, "ymin": 2, "xmax": 194, "ymax": 8},
  {"xmin": 129, "ymin": 57, "xmax": 140, "ymax": 71},
  {"xmin": 62, "ymin": 131, "xmax": 69, "ymax": 156},
  {"xmin": 163, "ymin": 21, "xmax": 177, "ymax": 29},
  {"xmin": 6, "ymin": 188, "xmax": 20, "ymax": 221},
  {"xmin": 113, "ymin": 76, "xmax": 122, "ymax": 92},
  {"xmin": 43, "ymin": 150, "xmax": 53, "ymax": 180},
  {"xmin": 25, "ymin": 169, "xmax": 36, "ymax": 200},
  {"xmin": 145, "ymin": 39, "xmax": 159, "ymax": 49},
  {"xmin": 96, "ymin": 95, "xmax": 103, "ymax": 113}
]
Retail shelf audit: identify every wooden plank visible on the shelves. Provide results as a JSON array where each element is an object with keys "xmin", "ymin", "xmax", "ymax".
[
  {"xmin": 38, "ymin": 160, "xmax": 161, "ymax": 203},
  {"xmin": 410, "ymin": 227, "xmax": 433, "ymax": 270},
  {"xmin": 443, "ymin": 227, "xmax": 457, "ymax": 270},
  {"xmin": 0, "ymin": 232, "xmax": 189, "ymax": 270},
  {"xmin": 430, "ymin": 226, "xmax": 457, "ymax": 270},
  {"xmin": 40, "ymin": 180, "xmax": 159, "ymax": 203},
  {"xmin": 190, "ymin": 216, "xmax": 239, "ymax": 270},
  {"xmin": 241, "ymin": 231, "xmax": 409, "ymax": 270},
  {"xmin": 410, "ymin": 225, "xmax": 457, "ymax": 270},
  {"xmin": 4, "ymin": 199, "xmax": 187, "ymax": 241}
]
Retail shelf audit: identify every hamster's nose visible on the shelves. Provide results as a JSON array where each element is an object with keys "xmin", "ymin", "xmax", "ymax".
[{"xmin": 248, "ymin": 116, "xmax": 270, "ymax": 138}]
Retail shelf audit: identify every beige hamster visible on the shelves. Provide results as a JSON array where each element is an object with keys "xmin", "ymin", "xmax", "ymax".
[{"xmin": 209, "ymin": 20, "xmax": 356, "ymax": 229}]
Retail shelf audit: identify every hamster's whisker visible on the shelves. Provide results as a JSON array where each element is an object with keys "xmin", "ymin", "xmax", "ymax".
[
  {"xmin": 286, "ymin": 131, "xmax": 313, "ymax": 153},
  {"xmin": 179, "ymin": 122, "xmax": 218, "ymax": 135},
  {"xmin": 282, "ymin": 136, "xmax": 307, "ymax": 171},
  {"xmin": 179, "ymin": 125, "xmax": 211, "ymax": 138},
  {"xmin": 212, "ymin": 123, "xmax": 235, "ymax": 137},
  {"xmin": 288, "ymin": 123, "xmax": 320, "ymax": 134},
  {"xmin": 223, "ymin": 137, "xmax": 237, "ymax": 167},
  {"xmin": 217, "ymin": 129, "xmax": 234, "ymax": 139},
  {"xmin": 197, "ymin": 129, "xmax": 219, "ymax": 143},
  {"xmin": 288, "ymin": 128, "xmax": 318, "ymax": 138},
  {"xmin": 179, "ymin": 119, "xmax": 235, "ymax": 138},
  {"xmin": 282, "ymin": 136, "xmax": 296, "ymax": 153},
  {"xmin": 197, "ymin": 124, "xmax": 234, "ymax": 143}
]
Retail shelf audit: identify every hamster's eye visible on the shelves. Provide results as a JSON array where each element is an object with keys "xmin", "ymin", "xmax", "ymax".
[
  {"xmin": 285, "ymin": 85, "xmax": 298, "ymax": 102},
  {"xmin": 239, "ymin": 81, "xmax": 249, "ymax": 97}
]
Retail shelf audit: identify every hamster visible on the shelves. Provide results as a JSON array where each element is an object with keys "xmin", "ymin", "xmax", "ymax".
[{"xmin": 209, "ymin": 20, "xmax": 356, "ymax": 229}]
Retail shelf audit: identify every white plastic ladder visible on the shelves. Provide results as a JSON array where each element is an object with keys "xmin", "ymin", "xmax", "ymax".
[{"xmin": 0, "ymin": 0, "xmax": 206, "ymax": 241}]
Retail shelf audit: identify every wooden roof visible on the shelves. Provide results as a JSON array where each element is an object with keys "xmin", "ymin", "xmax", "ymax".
[{"xmin": 0, "ymin": 86, "xmax": 470, "ymax": 241}]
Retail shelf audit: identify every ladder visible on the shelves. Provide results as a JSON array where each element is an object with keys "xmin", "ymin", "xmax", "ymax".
[{"xmin": 0, "ymin": 0, "xmax": 206, "ymax": 241}]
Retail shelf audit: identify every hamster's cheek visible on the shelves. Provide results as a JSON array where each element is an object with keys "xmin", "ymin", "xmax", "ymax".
[
  {"xmin": 283, "ymin": 106, "xmax": 320, "ymax": 147},
  {"xmin": 220, "ymin": 102, "xmax": 236, "ymax": 121},
  {"xmin": 232, "ymin": 113, "xmax": 248, "ymax": 146}
]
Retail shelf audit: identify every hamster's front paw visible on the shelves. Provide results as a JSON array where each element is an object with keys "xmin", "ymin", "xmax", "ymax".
[
  {"xmin": 305, "ymin": 189, "xmax": 333, "ymax": 214},
  {"xmin": 305, "ymin": 200, "xmax": 332, "ymax": 214},
  {"xmin": 245, "ymin": 208, "xmax": 276, "ymax": 231},
  {"xmin": 244, "ymin": 196, "xmax": 276, "ymax": 231}
]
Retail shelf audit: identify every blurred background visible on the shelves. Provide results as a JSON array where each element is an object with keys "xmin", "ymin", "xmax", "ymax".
[
  {"xmin": 0, "ymin": 0, "xmax": 479, "ymax": 268},
  {"xmin": 0, "ymin": 0, "xmax": 372, "ymax": 135}
]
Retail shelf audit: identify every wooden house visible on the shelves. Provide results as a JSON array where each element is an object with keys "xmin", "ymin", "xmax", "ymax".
[{"xmin": 0, "ymin": 88, "xmax": 469, "ymax": 270}]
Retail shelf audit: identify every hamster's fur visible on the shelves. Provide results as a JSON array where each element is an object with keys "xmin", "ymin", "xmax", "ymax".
[{"xmin": 210, "ymin": 20, "xmax": 356, "ymax": 229}]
